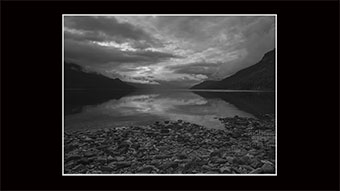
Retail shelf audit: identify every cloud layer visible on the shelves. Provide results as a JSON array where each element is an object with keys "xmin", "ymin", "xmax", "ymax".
[{"xmin": 64, "ymin": 15, "xmax": 275, "ymax": 87}]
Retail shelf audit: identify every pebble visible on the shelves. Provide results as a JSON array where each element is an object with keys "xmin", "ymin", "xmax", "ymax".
[
  {"xmin": 219, "ymin": 167, "xmax": 231, "ymax": 173},
  {"xmin": 261, "ymin": 163, "xmax": 275, "ymax": 173},
  {"xmin": 100, "ymin": 166, "xmax": 114, "ymax": 172},
  {"xmin": 65, "ymin": 155, "xmax": 81, "ymax": 162},
  {"xmin": 137, "ymin": 165, "xmax": 159, "ymax": 173},
  {"xmin": 249, "ymin": 168, "xmax": 263, "ymax": 174}
]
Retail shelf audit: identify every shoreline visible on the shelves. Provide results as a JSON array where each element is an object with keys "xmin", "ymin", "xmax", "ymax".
[{"xmin": 64, "ymin": 115, "xmax": 275, "ymax": 174}]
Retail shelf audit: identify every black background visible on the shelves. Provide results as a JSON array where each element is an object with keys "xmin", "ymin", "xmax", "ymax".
[{"xmin": 1, "ymin": 0, "xmax": 339, "ymax": 190}]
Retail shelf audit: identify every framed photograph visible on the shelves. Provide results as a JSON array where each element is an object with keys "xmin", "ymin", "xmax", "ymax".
[
  {"xmin": 62, "ymin": 14, "xmax": 277, "ymax": 176},
  {"xmin": 1, "ymin": 0, "xmax": 339, "ymax": 191}
]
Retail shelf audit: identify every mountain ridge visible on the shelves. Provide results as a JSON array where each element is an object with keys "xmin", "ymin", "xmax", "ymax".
[
  {"xmin": 64, "ymin": 62, "xmax": 135, "ymax": 90},
  {"xmin": 191, "ymin": 49, "xmax": 275, "ymax": 90}
]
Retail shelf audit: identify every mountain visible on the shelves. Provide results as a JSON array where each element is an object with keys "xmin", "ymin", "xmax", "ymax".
[
  {"xmin": 126, "ymin": 82, "xmax": 163, "ymax": 89},
  {"xmin": 64, "ymin": 62, "xmax": 135, "ymax": 90},
  {"xmin": 191, "ymin": 49, "xmax": 275, "ymax": 90}
]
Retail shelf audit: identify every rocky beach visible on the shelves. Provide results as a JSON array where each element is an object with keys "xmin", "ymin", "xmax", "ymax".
[{"xmin": 64, "ymin": 115, "xmax": 275, "ymax": 174}]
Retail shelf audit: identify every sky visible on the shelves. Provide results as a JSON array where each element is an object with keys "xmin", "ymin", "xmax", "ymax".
[{"xmin": 64, "ymin": 15, "xmax": 275, "ymax": 88}]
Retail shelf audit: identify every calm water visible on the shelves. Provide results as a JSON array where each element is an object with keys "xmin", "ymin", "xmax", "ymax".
[{"xmin": 64, "ymin": 89, "xmax": 275, "ymax": 130}]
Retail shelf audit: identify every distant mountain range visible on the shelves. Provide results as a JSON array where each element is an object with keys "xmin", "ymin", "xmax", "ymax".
[
  {"xmin": 64, "ymin": 62, "xmax": 135, "ymax": 90},
  {"xmin": 191, "ymin": 49, "xmax": 275, "ymax": 90}
]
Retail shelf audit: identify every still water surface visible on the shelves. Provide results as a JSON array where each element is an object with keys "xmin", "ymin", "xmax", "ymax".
[{"xmin": 64, "ymin": 90, "xmax": 274, "ymax": 130}]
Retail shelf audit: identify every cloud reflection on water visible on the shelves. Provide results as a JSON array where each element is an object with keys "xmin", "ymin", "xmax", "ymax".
[{"xmin": 65, "ymin": 91, "xmax": 254, "ymax": 130}]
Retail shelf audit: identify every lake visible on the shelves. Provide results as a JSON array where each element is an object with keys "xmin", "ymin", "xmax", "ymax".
[{"xmin": 64, "ymin": 89, "xmax": 275, "ymax": 131}]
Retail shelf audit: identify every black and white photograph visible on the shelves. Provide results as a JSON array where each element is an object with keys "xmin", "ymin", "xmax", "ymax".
[
  {"xmin": 62, "ymin": 14, "xmax": 277, "ymax": 175},
  {"xmin": 2, "ymin": 0, "xmax": 339, "ymax": 189}
]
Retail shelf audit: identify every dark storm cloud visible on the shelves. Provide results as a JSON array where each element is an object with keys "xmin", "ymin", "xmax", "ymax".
[
  {"xmin": 64, "ymin": 39, "xmax": 179, "ymax": 66},
  {"xmin": 65, "ymin": 16, "xmax": 157, "ymax": 44},
  {"xmin": 64, "ymin": 30, "xmax": 108, "ymax": 42}
]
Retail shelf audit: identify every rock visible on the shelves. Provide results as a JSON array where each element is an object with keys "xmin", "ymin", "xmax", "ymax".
[
  {"xmin": 149, "ymin": 160, "xmax": 161, "ymax": 166},
  {"xmin": 100, "ymin": 166, "xmax": 114, "ymax": 172},
  {"xmin": 225, "ymin": 156, "xmax": 234, "ymax": 163},
  {"xmin": 250, "ymin": 159, "xmax": 261, "ymax": 168},
  {"xmin": 84, "ymin": 137, "xmax": 93, "ymax": 141},
  {"xmin": 91, "ymin": 170, "xmax": 102, "ymax": 174},
  {"xmin": 78, "ymin": 158, "xmax": 90, "ymax": 165},
  {"xmin": 96, "ymin": 145, "xmax": 109, "ymax": 150},
  {"xmin": 236, "ymin": 121, "xmax": 249, "ymax": 125},
  {"xmin": 214, "ymin": 158, "xmax": 227, "ymax": 164},
  {"xmin": 110, "ymin": 161, "xmax": 132, "ymax": 169},
  {"xmin": 65, "ymin": 144, "xmax": 77, "ymax": 152},
  {"xmin": 240, "ymin": 155, "xmax": 251, "ymax": 165},
  {"xmin": 65, "ymin": 155, "xmax": 82, "ymax": 162},
  {"xmin": 261, "ymin": 163, "xmax": 275, "ymax": 173},
  {"xmin": 145, "ymin": 130, "xmax": 155, "ymax": 136},
  {"xmin": 219, "ymin": 166, "xmax": 232, "ymax": 173},
  {"xmin": 107, "ymin": 155, "xmax": 115, "ymax": 163},
  {"xmin": 202, "ymin": 165, "xmax": 211, "ymax": 171},
  {"xmin": 84, "ymin": 151, "xmax": 97, "ymax": 157},
  {"xmin": 206, "ymin": 170, "xmax": 219, "ymax": 174},
  {"xmin": 232, "ymin": 157, "xmax": 245, "ymax": 165},
  {"xmin": 176, "ymin": 153, "xmax": 188, "ymax": 160},
  {"xmin": 231, "ymin": 167, "xmax": 241, "ymax": 174},
  {"xmin": 115, "ymin": 156, "xmax": 125, "ymax": 161},
  {"xmin": 210, "ymin": 149, "xmax": 223, "ymax": 158},
  {"xmin": 65, "ymin": 161, "xmax": 76, "ymax": 168},
  {"xmin": 249, "ymin": 168, "xmax": 263, "ymax": 174},
  {"xmin": 231, "ymin": 131, "xmax": 242, "ymax": 138},
  {"xmin": 161, "ymin": 162, "xmax": 178, "ymax": 170},
  {"xmin": 154, "ymin": 154, "xmax": 172, "ymax": 159},
  {"xmin": 261, "ymin": 160, "xmax": 273, "ymax": 165},
  {"xmin": 240, "ymin": 165, "xmax": 254, "ymax": 171},
  {"xmin": 164, "ymin": 121, "xmax": 170, "ymax": 124},
  {"xmin": 96, "ymin": 156, "xmax": 107, "ymax": 164},
  {"xmin": 137, "ymin": 165, "xmax": 159, "ymax": 173},
  {"xmin": 160, "ymin": 129, "xmax": 170, "ymax": 134},
  {"xmin": 72, "ymin": 164, "xmax": 85, "ymax": 172}
]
